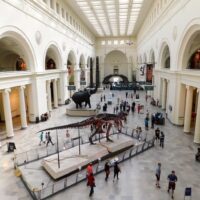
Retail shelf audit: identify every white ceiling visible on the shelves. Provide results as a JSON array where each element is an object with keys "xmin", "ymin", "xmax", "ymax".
[{"xmin": 67, "ymin": 0, "xmax": 154, "ymax": 37}]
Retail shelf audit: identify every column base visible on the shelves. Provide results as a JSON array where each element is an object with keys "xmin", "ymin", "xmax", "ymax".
[
  {"xmin": 21, "ymin": 126, "xmax": 28, "ymax": 130},
  {"xmin": 194, "ymin": 139, "xmax": 200, "ymax": 144},
  {"xmin": 7, "ymin": 134, "xmax": 14, "ymax": 138}
]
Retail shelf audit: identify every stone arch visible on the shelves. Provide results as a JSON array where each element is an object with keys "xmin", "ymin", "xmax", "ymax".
[
  {"xmin": 177, "ymin": 22, "xmax": 200, "ymax": 70},
  {"xmin": 87, "ymin": 56, "xmax": 90, "ymax": 68},
  {"xmin": 79, "ymin": 54, "xmax": 85, "ymax": 69},
  {"xmin": 0, "ymin": 27, "xmax": 36, "ymax": 72},
  {"xmin": 79, "ymin": 54, "xmax": 86, "ymax": 83},
  {"xmin": 158, "ymin": 41, "xmax": 171, "ymax": 69},
  {"xmin": 67, "ymin": 50, "xmax": 76, "ymax": 85},
  {"xmin": 44, "ymin": 42, "xmax": 62, "ymax": 70},
  {"xmin": 104, "ymin": 50, "xmax": 128, "ymax": 78}
]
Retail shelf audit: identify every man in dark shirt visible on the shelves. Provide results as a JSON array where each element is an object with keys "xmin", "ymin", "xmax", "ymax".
[
  {"xmin": 160, "ymin": 131, "xmax": 165, "ymax": 148},
  {"xmin": 167, "ymin": 170, "xmax": 178, "ymax": 199},
  {"xmin": 155, "ymin": 128, "xmax": 160, "ymax": 141}
]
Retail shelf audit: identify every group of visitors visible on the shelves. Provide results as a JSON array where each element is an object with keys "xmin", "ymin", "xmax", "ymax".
[
  {"xmin": 155, "ymin": 127, "xmax": 165, "ymax": 148},
  {"xmin": 100, "ymin": 94, "xmax": 106, "ymax": 102},
  {"xmin": 155, "ymin": 163, "xmax": 178, "ymax": 199},
  {"xmin": 39, "ymin": 131, "xmax": 54, "ymax": 146},
  {"xmin": 86, "ymin": 160, "xmax": 121, "ymax": 196}
]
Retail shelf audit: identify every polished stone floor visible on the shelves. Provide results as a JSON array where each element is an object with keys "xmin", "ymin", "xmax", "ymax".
[{"xmin": 0, "ymin": 89, "xmax": 200, "ymax": 200}]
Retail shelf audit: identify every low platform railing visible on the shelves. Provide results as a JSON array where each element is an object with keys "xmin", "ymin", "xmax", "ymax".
[{"xmin": 18, "ymin": 135, "xmax": 155, "ymax": 200}]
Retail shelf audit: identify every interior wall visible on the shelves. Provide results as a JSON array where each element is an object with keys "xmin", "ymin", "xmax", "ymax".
[
  {"xmin": 10, "ymin": 88, "xmax": 20, "ymax": 118},
  {"xmin": 104, "ymin": 51, "xmax": 128, "ymax": 78}
]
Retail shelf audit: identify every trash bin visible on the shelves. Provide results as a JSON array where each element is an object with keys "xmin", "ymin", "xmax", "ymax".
[{"xmin": 7, "ymin": 142, "xmax": 16, "ymax": 152}]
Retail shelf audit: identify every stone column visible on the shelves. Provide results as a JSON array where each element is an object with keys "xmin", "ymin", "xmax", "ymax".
[
  {"xmin": 19, "ymin": 86, "xmax": 28, "ymax": 129},
  {"xmin": 2, "ymin": 89, "xmax": 14, "ymax": 137},
  {"xmin": 161, "ymin": 79, "xmax": 167, "ymax": 109},
  {"xmin": 74, "ymin": 68, "xmax": 80, "ymax": 90},
  {"xmin": 194, "ymin": 89, "xmax": 200, "ymax": 143},
  {"xmin": 47, "ymin": 80, "xmax": 52, "ymax": 111},
  {"xmin": 183, "ymin": 86, "xmax": 194, "ymax": 133},
  {"xmin": 53, "ymin": 79, "xmax": 58, "ymax": 108}
]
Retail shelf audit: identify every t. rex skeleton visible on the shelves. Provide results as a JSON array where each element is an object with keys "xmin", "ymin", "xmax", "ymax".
[{"xmin": 39, "ymin": 112, "xmax": 127, "ymax": 145}]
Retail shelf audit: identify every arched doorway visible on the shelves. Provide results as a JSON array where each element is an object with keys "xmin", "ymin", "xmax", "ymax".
[
  {"xmin": 86, "ymin": 56, "xmax": 90, "ymax": 86},
  {"xmin": 104, "ymin": 50, "xmax": 128, "ymax": 80},
  {"xmin": 159, "ymin": 43, "xmax": 171, "ymax": 110},
  {"xmin": 67, "ymin": 50, "xmax": 76, "ymax": 86},
  {"xmin": 0, "ymin": 32, "xmax": 35, "ymax": 137},
  {"xmin": 45, "ymin": 44, "xmax": 61, "ymax": 111},
  {"xmin": 177, "ymin": 27, "xmax": 200, "ymax": 143},
  {"xmin": 79, "ymin": 54, "xmax": 86, "ymax": 89},
  {"xmin": 45, "ymin": 44, "xmax": 61, "ymax": 70},
  {"xmin": 160, "ymin": 44, "xmax": 170, "ymax": 69}
]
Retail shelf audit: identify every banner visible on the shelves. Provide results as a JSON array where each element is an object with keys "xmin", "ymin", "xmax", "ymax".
[{"xmin": 146, "ymin": 64, "xmax": 153, "ymax": 83}]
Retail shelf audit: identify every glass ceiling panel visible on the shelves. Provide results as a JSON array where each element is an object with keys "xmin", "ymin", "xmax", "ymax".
[{"xmin": 75, "ymin": 0, "xmax": 144, "ymax": 36}]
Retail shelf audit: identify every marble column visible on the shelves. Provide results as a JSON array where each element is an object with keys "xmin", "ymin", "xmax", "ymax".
[
  {"xmin": 194, "ymin": 89, "xmax": 200, "ymax": 143},
  {"xmin": 74, "ymin": 68, "xmax": 80, "ymax": 90},
  {"xmin": 19, "ymin": 86, "xmax": 28, "ymax": 129},
  {"xmin": 47, "ymin": 80, "xmax": 52, "ymax": 111},
  {"xmin": 184, "ymin": 86, "xmax": 194, "ymax": 133},
  {"xmin": 2, "ymin": 88, "xmax": 14, "ymax": 137},
  {"xmin": 53, "ymin": 79, "xmax": 58, "ymax": 108},
  {"xmin": 161, "ymin": 79, "xmax": 167, "ymax": 109}
]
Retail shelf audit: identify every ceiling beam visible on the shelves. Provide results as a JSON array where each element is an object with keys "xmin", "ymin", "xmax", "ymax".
[{"xmin": 101, "ymin": 0, "xmax": 113, "ymax": 36}]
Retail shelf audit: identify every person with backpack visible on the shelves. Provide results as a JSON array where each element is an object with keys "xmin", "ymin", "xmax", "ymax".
[{"xmin": 113, "ymin": 161, "xmax": 121, "ymax": 182}]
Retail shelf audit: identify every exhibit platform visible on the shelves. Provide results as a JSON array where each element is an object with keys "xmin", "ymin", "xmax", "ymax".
[
  {"xmin": 66, "ymin": 102, "xmax": 97, "ymax": 117},
  {"xmin": 42, "ymin": 134, "xmax": 134, "ymax": 180}
]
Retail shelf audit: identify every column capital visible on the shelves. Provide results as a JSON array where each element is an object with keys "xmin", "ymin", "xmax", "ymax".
[
  {"xmin": 53, "ymin": 79, "xmax": 57, "ymax": 83},
  {"xmin": 4, "ymin": 88, "xmax": 11, "ymax": 93},
  {"xmin": 19, "ymin": 85, "xmax": 26, "ymax": 90},
  {"xmin": 186, "ymin": 85, "xmax": 194, "ymax": 91},
  {"xmin": 47, "ymin": 80, "xmax": 51, "ymax": 84}
]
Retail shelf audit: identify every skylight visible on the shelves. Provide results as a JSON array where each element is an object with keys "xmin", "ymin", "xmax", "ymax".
[{"xmin": 75, "ymin": 0, "xmax": 144, "ymax": 36}]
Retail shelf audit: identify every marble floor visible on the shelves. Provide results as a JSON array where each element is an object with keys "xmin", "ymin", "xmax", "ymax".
[{"xmin": 0, "ymin": 89, "xmax": 200, "ymax": 200}]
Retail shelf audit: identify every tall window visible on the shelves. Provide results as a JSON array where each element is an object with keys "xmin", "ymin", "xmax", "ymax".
[
  {"xmin": 50, "ymin": 0, "xmax": 54, "ymax": 9},
  {"xmin": 56, "ymin": 3, "xmax": 60, "ymax": 14}
]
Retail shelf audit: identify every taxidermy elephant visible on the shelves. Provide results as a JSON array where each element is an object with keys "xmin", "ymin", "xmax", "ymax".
[{"xmin": 72, "ymin": 87, "xmax": 97, "ymax": 109}]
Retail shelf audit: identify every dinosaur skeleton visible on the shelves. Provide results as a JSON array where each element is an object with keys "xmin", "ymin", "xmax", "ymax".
[{"xmin": 39, "ymin": 112, "xmax": 128, "ymax": 145}]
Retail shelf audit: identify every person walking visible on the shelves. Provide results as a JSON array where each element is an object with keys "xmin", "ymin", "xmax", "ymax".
[
  {"xmin": 160, "ymin": 132, "xmax": 165, "ymax": 148},
  {"xmin": 104, "ymin": 161, "xmax": 110, "ymax": 181},
  {"xmin": 155, "ymin": 163, "xmax": 161, "ymax": 188},
  {"xmin": 87, "ymin": 163, "xmax": 93, "ymax": 177},
  {"xmin": 46, "ymin": 132, "xmax": 54, "ymax": 146},
  {"xmin": 125, "ymin": 92, "xmax": 128, "ymax": 98},
  {"xmin": 103, "ymin": 94, "xmax": 106, "ymax": 101},
  {"xmin": 145, "ymin": 117, "xmax": 149, "ymax": 130},
  {"xmin": 167, "ymin": 170, "xmax": 178, "ymax": 199},
  {"xmin": 87, "ymin": 172, "xmax": 95, "ymax": 196},
  {"xmin": 155, "ymin": 128, "xmax": 160, "ymax": 142},
  {"xmin": 39, "ymin": 131, "xmax": 45, "ymax": 145},
  {"xmin": 132, "ymin": 101, "xmax": 136, "ymax": 112},
  {"xmin": 151, "ymin": 114, "xmax": 155, "ymax": 128},
  {"xmin": 113, "ymin": 161, "xmax": 121, "ymax": 182}
]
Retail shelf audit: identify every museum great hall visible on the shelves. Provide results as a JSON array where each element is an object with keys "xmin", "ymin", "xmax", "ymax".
[{"xmin": 0, "ymin": 0, "xmax": 200, "ymax": 200}]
